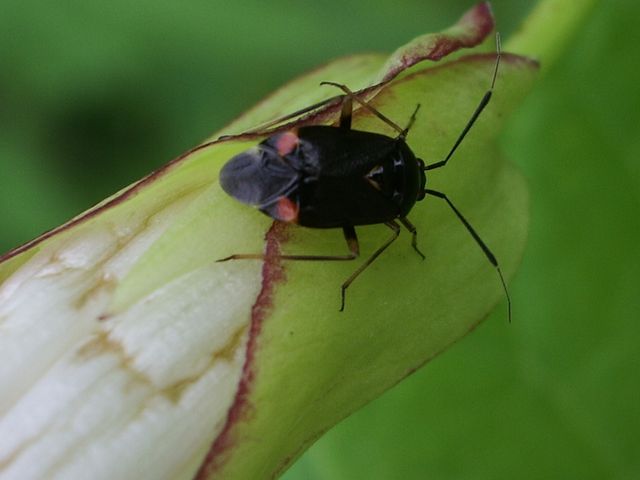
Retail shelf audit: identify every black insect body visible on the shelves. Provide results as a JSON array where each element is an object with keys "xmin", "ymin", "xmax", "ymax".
[
  {"xmin": 219, "ymin": 40, "xmax": 510, "ymax": 319},
  {"xmin": 221, "ymin": 125, "xmax": 425, "ymax": 229}
]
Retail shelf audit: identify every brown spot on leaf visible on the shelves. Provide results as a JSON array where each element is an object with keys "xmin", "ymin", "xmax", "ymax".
[{"xmin": 195, "ymin": 221, "xmax": 289, "ymax": 479}]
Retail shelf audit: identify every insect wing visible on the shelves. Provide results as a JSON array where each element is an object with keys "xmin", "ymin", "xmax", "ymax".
[{"xmin": 219, "ymin": 146, "xmax": 299, "ymax": 209}]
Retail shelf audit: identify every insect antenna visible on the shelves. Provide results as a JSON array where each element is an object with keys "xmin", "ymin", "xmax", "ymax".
[
  {"xmin": 422, "ymin": 34, "xmax": 511, "ymax": 322},
  {"xmin": 424, "ymin": 188, "xmax": 511, "ymax": 322},
  {"xmin": 424, "ymin": 32, "xmax": 501, "ymax": 171}
]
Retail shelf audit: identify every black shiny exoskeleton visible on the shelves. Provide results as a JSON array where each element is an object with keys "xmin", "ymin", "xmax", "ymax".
[
  {"xmin": 220, "ymin": 123, "xmax": 425, "ymax": 228},
  {"xmin": 219, "ymin": 37, "xmax": 510, "ymax": 319}
]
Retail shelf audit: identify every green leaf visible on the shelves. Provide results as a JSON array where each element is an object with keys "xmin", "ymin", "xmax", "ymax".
[
  {"xmin": 505, "ymin": 0, "xmax": 599, "ymax": 75},
  {"xmin": 200, "ymin": 53, "xmax": 536, "ymax": 480}
]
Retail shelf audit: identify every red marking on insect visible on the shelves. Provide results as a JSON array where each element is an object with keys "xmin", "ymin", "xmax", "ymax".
[
  {"xmin": 276, "ymin": 196, "xmax": 299, "ymax": 222},
  {"xmin": 275, "ymin": 130, "xmax": 299, "ymax": 157}
]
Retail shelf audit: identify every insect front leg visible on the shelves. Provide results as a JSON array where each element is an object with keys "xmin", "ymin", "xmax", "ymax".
[{"xmin": 399, "ymin": 216, "xmax": 425, "ymax": 260}]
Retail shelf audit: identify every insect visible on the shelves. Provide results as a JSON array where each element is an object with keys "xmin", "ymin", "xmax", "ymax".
[{"xmin": 218, "ymin": 34, "xmax": 510, "ymax": 320}]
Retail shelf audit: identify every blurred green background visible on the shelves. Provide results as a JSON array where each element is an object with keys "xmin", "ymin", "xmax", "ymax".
[{"xmin": 1, "ymin": 1, "xmax": 638, "ymax": 479}]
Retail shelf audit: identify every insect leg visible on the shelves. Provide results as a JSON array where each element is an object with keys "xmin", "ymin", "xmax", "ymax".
[
  {"xmin": 243, "ymin": 88, "xmax": 353, "ymax": 135},
  {"xmin": 401, "ymin": 104, "xmax": 421, "ymax": 139},
  {"xmin": 424, "ymin": 188, "xmax": 511, "ymax": 322},
  {"xmin": 339, "ymin": 95, "xmax": 353, "ymax": 130},
  {"xmin": 424, "ymin": 32, "xmax": 501, "ymax": 171},
  {"xmin": 399, "ymin": 217, "xmax": 425, "ymax": 260},
  {"xmin": 216, "ymin": 225, "xmax": 360, "ymax": 262},
  {"xmin": 339, "ymin": 220, "xmax": 400, "ymax": 311},
  {"xmin": 278, "ymin": 225, "xmax": 359, "ymax": 261},
  {"xmin": 320, "ymin": 81, "xmax": 406, "ymax": 136}
]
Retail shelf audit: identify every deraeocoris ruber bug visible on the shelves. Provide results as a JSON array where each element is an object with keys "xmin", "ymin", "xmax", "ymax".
[{"xmin": 218, "ymin": 34, "xmax": 510, "ymax": 320}]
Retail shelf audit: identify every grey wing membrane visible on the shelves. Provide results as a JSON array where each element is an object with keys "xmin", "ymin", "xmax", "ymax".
[{"xmin": 219, "ymin": 146, "xmax": 300, "ymax": 210}]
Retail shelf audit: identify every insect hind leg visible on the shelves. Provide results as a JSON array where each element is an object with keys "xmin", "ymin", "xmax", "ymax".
[
  {"xmin": 217, "ymin": 94, "xmax": 344, "ymax": 140},
  {"xmin": 217, "ymin": 225, "xmax": 359, "ymax": 263},
  {"xmin": 401, "ymin": 104, "xmax": 421, "ymax": 139},
  {"xmin": 320, "ymin": 81, "xmax": 406, "ymax": 137}
]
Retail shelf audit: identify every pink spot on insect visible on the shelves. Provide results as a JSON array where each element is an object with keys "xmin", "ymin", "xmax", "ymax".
[
  {"xmin": 276, "ymin": 196, "xmax": 299, "ymax": 223},
  {"xmin": 275, "ymin": 130, "xmax": 298, "ymax": 157}
]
